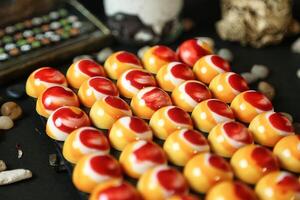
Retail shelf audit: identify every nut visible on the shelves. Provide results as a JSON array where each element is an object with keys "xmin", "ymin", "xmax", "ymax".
[
  {"xmin": 1, "ymin": 101, "xmax": 22, "ymax": 120},
  {"xmin": 251, "ymin": 64, "xmax": 269, "ymax": 79},
  {"xmin": 217, "ymin": 48, "xmax": 233, "ymax": 62},
  {"xmin": 258, "ymin": 81, "xmax": 275, "ymax": 101},
  {"xmin": 0, "ymin": 116, "xmax": 14, "ymax": 130}
]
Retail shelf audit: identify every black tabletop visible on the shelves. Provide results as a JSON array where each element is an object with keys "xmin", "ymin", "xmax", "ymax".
[{"xmin": 0, "ymin": 1, "xmax": 300, "ymax": 200}]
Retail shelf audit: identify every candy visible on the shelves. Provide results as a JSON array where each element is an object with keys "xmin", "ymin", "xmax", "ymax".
[
  {"xmin": 26, "ymin": 67, "xmax": 67, "ymax": 98},
  {"xmin": 255, "ymin": 171, "xmax": 300, "ymax": 200},
  {"xmin": 208, "ymin": 121, "xmax": 254, "ymax": 158},
  {"xmin": 166, "ymin": 194, "xmax": 199, "ymax": 200},
  {"xmin": 90, "ymin": 96, "xmax": 132, "ymax": 129},
  {"xmin": 46, "ymin": 106, "xmax": 90, "ymax": 141},
  {"xmin": 104, "ymin": 51, "xmax": 142, "ymax": 80},
  {"xmin": 66, "ymin": 59, "xmax": 106, "ymax": 89},
  {"xmin": 72, "ymin": 153, "xmax": 122, "ymax": 193},
  {"xmin": 130, "ymin": 87, "xmax": 172, "ymax": 120},
  {"xmin": 164, "ymin": 129, "xmax": 209, "ymax": 166},
  {"xmin": 117, "ymin": 69, "xmax": 157, "ymax": 98},
  {"xmin": 63, "ymin": 127, "xmax": 110, "ymax": 164},
  {"xmin": 36, "ymin": 85, "xmax": 79, "ymax": 118},
  {"xmin": 78, "ymin": 76, "xmax": 119, "ymax": 108},
  {"xmin": 156, "ymin": 62, "xmax": 195, "ymax": 92},
  {"xmin": 109, "ymin": 116, "xmax": 153, "ymax": 151},
  {"xmin": 177, "ymin": 38, "xmax": 213, "ymax": 66},
  {"xmin": 209, "ymin": 72, "xmax": 249, "ymax": 103},
  {"xmin": 90, "ymin": 180, "xmax": 142, "ymax": 200},
  {"xmin": 273, "ymin": 135, "xmax": 300, "ymax": 173},
  {"xmin": 193, "ymin": 55, "xmax": 231, "ymax": 84},
  {"xmin": 206, "ymin": 181, "xmax": 258, "ymax": 200},
  {"xmin": 119, "ymin": 140, "xmax": 167, "ymax": 178},
  {"xmin": 230, "ymin": 144, "xmax": 280, "ymax": 184},
  {"xmin": 231, "ymin": 90, "xmax": 273, "ymax": 123},
  {"xmin": 149, "ymin": 106, "xmax": 193, "ymax": 140},
  {"xmin": 191, "ymin": 99, "xmax": 234, "ymax": 133},
  {"xmin": 249, "ymin": 111, "xmax": 294, "ymax": 147},
  {"xmin": 184, "ymin": 152, "xmax": 233, "ymax": 193},
  {"xmin": 142, "ymin": 45, "xmax": 178, "ymax": 74},
  {"xmin": 138, "ymin": 165, "xmax": 188, "ymax": 200},
  {"xmin": 171, "ymin": 80, "xmax": 212, "ymax": 112}
]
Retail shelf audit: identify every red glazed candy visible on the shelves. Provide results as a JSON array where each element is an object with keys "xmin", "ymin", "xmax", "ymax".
[
  {"xmin": 228, "ymin": 73, "xmax": 249, "ymax": 92},
  {"xmin": 251, "ymin": 146, "xmax": 279, "ymax": 173},
  {"xmin": 77, "ymin": 59, "xmax": 106, "ymax": 77},
  {"xmin": 269, "ymin": 112, "xmax": 293, "ymax": 132},
  {"xmin": 183, "ymin": 129, "xmax": 208, "ymax": 146},
  {"xmin": 116, "ymin": 51, "xmax": 142, "ymax": 66},
  {"xmin": 167, "ymin": 106, "xmax": 193, "ymax": 125},
  {"xmin": 88, "ymin": 77, "xmax": 119, "ymax": 96},
  {"xmin": 209, "ymin": 154, "xmax": 232, "ymax": 172},
  {"xmin": 223, "ymin": 122, "xmax": 253, "ymax": 144},
  {"xmin": 142, "ymin": 87, "xmax": 171, "ymax": 111},
  {"xmin": 79, "ymin": 129, "xmax": 109, "ymax": 151},
  {"xmin": 105, "ymin": 95, "xmax": 130, "ymax": 111},
  {"xmin": 207, "ymin": 99, "xmax": 234, "ymax": 119},
  {"xmin": 244, "ymin": 91, "xmax": 273, "ymax": 111},
  {"xmin": 177, "ymin": 38, "xmax": 213, "ymax": 66},
  {"xmin": 153, "ymin": 46, "xmax": 178, "ymax": 62},
  {"xmin": 157, "ymin": 168, "xmax": 188, "ymax": 194},
  {"xmin": 185, "ymin": 81, "xmax": 212, "ymax": 102},
  {"xmin": 133, "ymin": 141, "xmax": 166, "ymax": 164},
  {"xmin": 90, "ymin": 155, "xmax": 122, "ymax": 178}
]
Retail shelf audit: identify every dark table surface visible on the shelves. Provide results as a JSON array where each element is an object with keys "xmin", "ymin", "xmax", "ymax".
[{"xmin": 0, "ymin": 1, "xmax": 300, "ymax": 200}]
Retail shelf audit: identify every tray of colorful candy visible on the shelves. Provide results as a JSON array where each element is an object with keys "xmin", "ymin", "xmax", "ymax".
[{"xmin": 26, "ymin": 38, "xmax": 300, "ymax": 200}]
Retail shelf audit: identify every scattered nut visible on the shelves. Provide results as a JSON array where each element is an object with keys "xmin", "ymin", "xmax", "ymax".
[
  {"xmin": 49, "ymin": 154, "xmax": 58, "ymax": 167},
  {"xmin": 241, "ymin": 72, "xmax": 258, "ymax": 84},
  {"xmin": 182, "ymin": 18, "xmax": 195, "ymax": 32},
  {"xmin": 217, "ymin": 48, "xmax": 233, "ymax": 62},
  {"xmin": 96, "ymin": 47, "xmax": 113, "ymax": 63},
  {"xmin": 197, "ymin": 37, "xmax": 215, "ymax": 49},
  {"xmin": 258, "ymin": 81, "xmax": 275, "ymax": 100},
  {"xmin": 0, "ymin": 160, "xmax": 6, "ymax": 172},
  {"xmin": 73, "ymin": 55, "xmax": 93, "ymax": 63},
  {"xmin": 0, "ymin": 116, "xmax": 14, "ymax": 130},
  {"xmin": 251, "ymin": 64, "xmax": 269, "ymax": 79},
  {"xmin": 291, "ymin": 38, "xmax": 300, "ymax": 54},
  {"xmin": 1, "ymin": 101, "xmax": 23, "ymax": 120},
  {"xmin": 0, "ymin": 169, "xmax": 32, "ymax": 185},
  {"xmin": 16, "ymin": 144, "xmax": 23, "ymax": 159},
  {"xmin": 280, "ymin": 112, "xmax": 293, "ymax": 123},
  {"xmin": 137, "ymin": 46, "xmax": 150, "ymax": 59},
  {"xmin": 293, "ymin": 122, "xmax": 300, "ymax": 134},
  {"xmin": 297, "ymin": 68, "xmax": 300, "ymax": 79}
]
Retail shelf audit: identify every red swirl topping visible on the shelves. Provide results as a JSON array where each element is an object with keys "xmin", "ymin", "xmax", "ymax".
[
  {"xmin": 105, "ymin": 96, "xmax": 130, "ymax": 111},
  {"xmin": 153, "ymin": 45, "xmax": 178, "ymax": 62},
  {"xmin": 77, "ymin": 59, "xmax": 105, "ymax": 77},
  {"xmin": 209, "ymin": 154, "xmax": 231, "ymax": 171},
  {"xmin": 52, "ymin": 107, "xmax": 90, "ymax": 133},
  {"xmin": 125, "ymin": 69, "xmax": 157, "ymax": 90},
  {"xmin": 269, "ymin": 112, "xmax": 293, "ymax": 132},
  {"xmin": 223, "ymin": 122, "xmax": 253, "ymax": 144},
  {"xmin": 90, "ymin": 155, "xmax": 122, "ymax": 177},
  {"xmin": 277, "ymin": 173, "xmax": 300, "ymax": 192},
  {"xmin": 42, "ymin": 86, "xmax": 79, "ymax": 111},
  {"xmin": 228, "ymin": 73, "xmax": 249, "ymax": 92},
  {"xmin": 34, "ymin": 67, "xmax": 66, "ymax": 84},
  {"xmin": 234, "ymin": 182, "xmax": 257, "ymax": 200},
  {"xmin": 207, "ymin": 99, "xmax": 234, "ymax": 119},
  {"xmin": 79, "ymin": 128, "xmax": 109, "ymax": 150},
  {"xmin": 170, "ymin": 63, "xmax": 195, "ymax": 80},
  {"xmin": 141, "ymin": 87, "xmax": 172, "ymax": 111},
  {"xmin": 97, "ymin": 182, "xmax": 142, "ymax": 200},
  {"xmin": 251, "ymin": 146, "xmax": 279, "ymax": 173},
  {"xmin": 134, "ymin": 141, "xmax": 166, "ymax": 164},
  {"xmin": 184, "ymin": 81, "xmax": 212, "ymax": 102},
  {"xmin": 157, "ymin": 168, "xmax": 187, "ymax": 193},
  {"xmin": 243, "ymin": 91, "xmax": 273, "ymax": 111},
  {"xmin": 183, "ymin": 130, "xmax": 208, "ymax": 146},
  {"xmin": 210, "ymin": 55, "xmax": 231, "ymax": 71},
  {"xmin": 116, "ymin": 51, "xmax": 141, "ymax": 66},
  {"xmin": 128, "ymin": 117, "xmax": 150, "ymax": 133},
  {"xmin": 177, "ymin": 39, "xmax": 211, "ymax": 66},
  {"xmin": 167, "ymin": 107, "xmax": 192, "ymax": 125},
  {"xmin": 89, "ymin": 77, "xmax": 118, "ymax": 96}
]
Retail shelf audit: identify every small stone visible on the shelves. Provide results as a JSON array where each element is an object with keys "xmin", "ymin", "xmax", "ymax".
[
  {"xmin": 251, "ymin": 64, "xmax": 269, "ymax": 79},
  {"xmin": 297, "ymin": 69, "xmax": 300, "ymax": 79},
  {"xmin": 6, "ymin": 84, "xmax": 25, "ymax": 98},
  {"xmin": 182, "ymin": 18, "xmax": 195, "ymax": 32},
  {"xmin": 293, "ymin": 122, "xmax": 300, "ymax": 134},
  {"xmin": 1, "ymin": 102, "xmax": 23, "ymax": 120},
  {"xmin": 280, "ymin": 112, "xmax": 293, "ymax": 123},
  {"xmin": 0, "ymin": 169, "xmax": 32, "ymax": 185},
  {"xmin": 0, "ymin": 116, "xmax": 14, "ymax": 130},
  {"xmin": 258, "ymin": 81, "xmax": 275, "ymax": 100},
  {"xmin": 49, "ymin": 154, "xmax": 58, "ymax": 167},
  {"xmin": 73, "ymin": 55, "xmax": 93, "ymax": 63},
  {"xmin": 241, "ymin": 72, "xmax": 258, "ymax": 84},
  {"xmin": 291, "ymin": 38, "xmax": 300, "ymax": 54},
  {"xmin": 96, "ymin": 47, "xmax": 113, "ymax": 63},
  {"xmin": 197, "ymin": 37, "xmax": 215, "ymax": 49},
  {"xmin": 137, "ymin": 46, "xmax": 150, "ymax": 59},
  {"xmin": 217, "ymin": 48, "xmax": 233, "ymax": 62}
]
